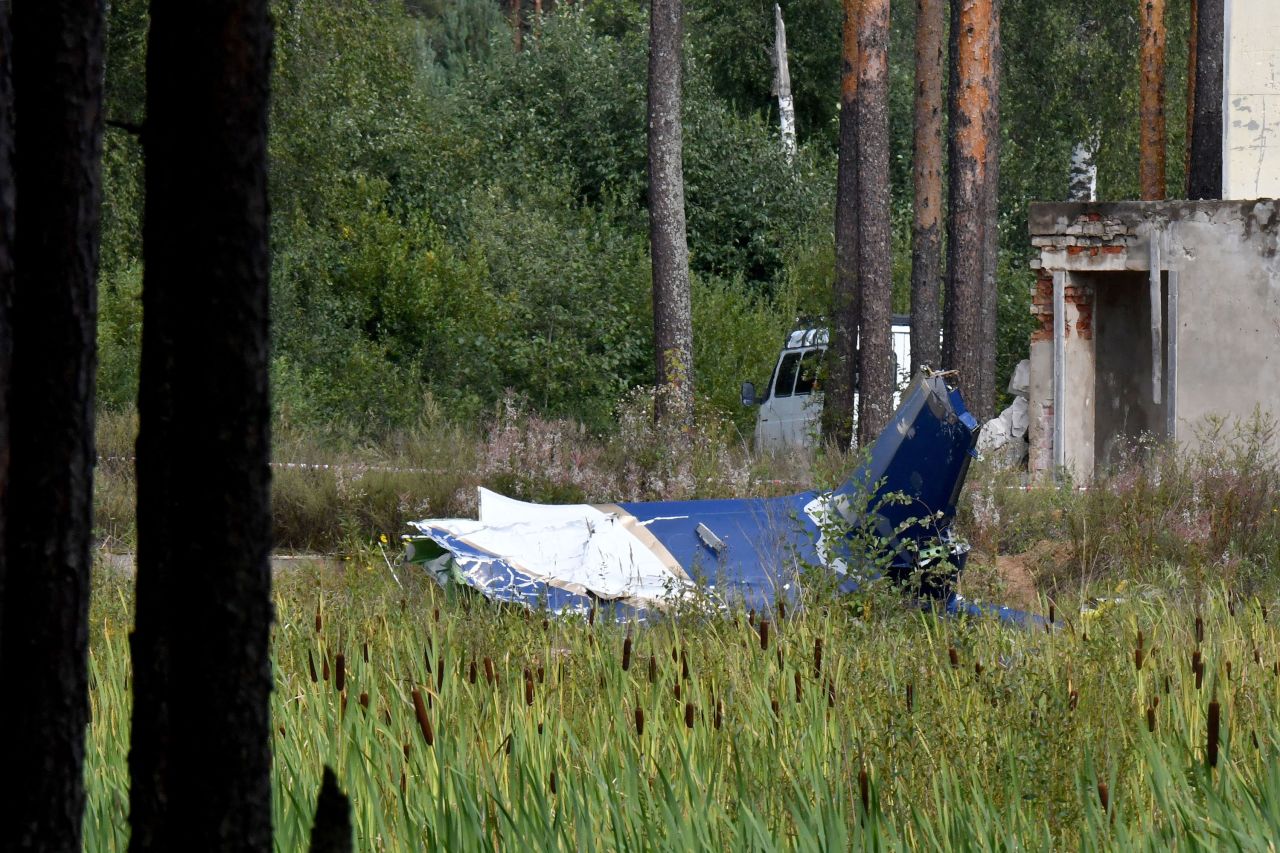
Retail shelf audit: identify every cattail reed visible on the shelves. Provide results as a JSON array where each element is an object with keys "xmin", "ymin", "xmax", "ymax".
[
  {"xmin": 538, "ymin": 665, "xmax": 544, "ymax": 684},
  {"xmin": 622, "ymin": 635, "xmax": 632, "ymax": 671},
  {"xmin": 974, "ymin": 661, "xmax": 983, "ymax": 677},
  {"xmin": 759, "ymin": 620, "xmax": 770, "ymax": 652},
  {"xmin": 649, "ymin": 653, "xmax": 657, "ymax": 684},
  {"xmin": 748, "ymin": 609, "xmax": 756, "ymax": 627},
  {"xmin": 795, "ymin": 671, "xmax": 803, "ymax": 703},
  {"xmin": 634, "ymin": 706, "xmax": 644, "ymax": 737},
  {"xmin": 340, "ymin": 694, "xmax": 348, "ymax": 716},
  {"xmin": 1254, "ymin": 647, "xmax": 1262, "ymax": 666},
  {"xmin": 437, "ymin": 652, "xmax": 445, "ymax": 690},
  {"xmin": 308, "ymin": 650, "xmax": 318, "ymax": 683},
  {"xmin": 468, "ymin": 660, "xmax": 477, "ymax": 684},
  {"xmin": 859, "ymin": 766, "xmax": 870, "ymax": 814},
  {"xmin": 403, "ymin": 741, "xmax": 412, "ymax": 761},
  {"xmin": 549, "ymin": 771, "xmax": 557, "ymax": 795},
  {"xmin": 1097, "ymin": 780, "xmax": 1109, "ymax": 814},
  {"xmin": 1195, "ymin": 614, "xmax": 1204, "ymax": 644},
  {"xmin": 777, "ymin": 599, "xmax": 786, "ymax": 621},
  {"xmin": 1252, "ymin": 729, "xmax": 1260, "ymax": 749},
  {"xmin": 1069, "ymin": 688, "xmax": 1079, "ymax": 711},
  {"xmin": 714, "ymin": 698, "xmax": 723, "ymax": 730},
  {"xmin": 524, "ymin": 669, "xmax": 534, "ymax": 706},
  {"xmin": 813, "ymin": 637, "xmax": 823, "ymax": 679},
  {"xmin": 674, "ymin": 680, "xmax": 681, "ymax": 701},
  {"xmin": 826, "ymin": 678, "xmax": 835, "ymax": 708},
  {"xmin": 1146, "ymin": 704, "xmax": 1156, "ymax": 733},
  {"xmin": 484, "ymin": 656, "xmax": 495, "ymax": 685},
  {"xmin": 1134, "ymin": 644, "xmax": 1145, "ymax": 672},
  {"xmin": 322, "ymin": 653, "xmax": 331, "ymax": 682},
  {"xmin": 1048, "ymin": 602, "xmax": 1055, "ymax": 625},
  {"xmin": 1194, "ymin": 651, "xmax": 1204, "ymax": 690},
  {"xmin": 359, "ymin": 691, "xmax": 369, "ymax": 710},
  {"xmin": 771, "ymin": 697, "xmax": 780, "ymax": 717},
  {"xmin": 335, "ymin": 654, "xmax": 346, "ymax": 693},
  {"xmin": 948, "ymin": 646, "xmax": 960, "ymax": 669},
  {"xmin": 684, "ymin": 702, "xmax": 695, "ymax": 729},
  {"xmin": 411, "ymin": 688, "xmax": 434, "ymax": 747},
  {"xmin": 315, "ymin": 605, "xmax": 322, "ymax": 634},
  {"xmin": 424, "ymin": 648, "xmax": 433, "ymax": 677},
  {"xmin": 433, "ymin": 607, "xmax": 440, "ymax": 623},
  {"xmin": 1226, "ymin": 660, "xmax": 1233, "ymax": 680},
  {"xmin": 363, "ymin": 640, "xmax": 369, "ymax": 664},
  {"xmin": 906, "ymin": 683, "xmax": 913, "ymax": 714},
  {"xmin": 1207, "ymin": 698, "xmax": 1221, "ymax": 768},
  {"xmin": 588, "ymin": 605, "xmax": 596, "ymax": 627},
  {"xmin": 681, "ymin": 647, "xmax": 689, "ymax": 681}
]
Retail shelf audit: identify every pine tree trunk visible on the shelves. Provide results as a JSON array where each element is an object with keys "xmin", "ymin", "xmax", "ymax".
[
  {"xmin": 824, "ymin": 0, "xmax": 861, "ymax": 450},
  {"xmin": 978, "ymin": 0, "xmax": 1001, "ymax": 419},
  {"xmin": 1187, "ymin": 0, "xmax": 1223, "ymax": 199},
  {"xmin": 910, "ymin": 0, "xmax": 944, "ymax": 375},
  {"xmin": 128, "ymin": 2, "xmax": 275, "ymax": 850},
  {"xmin": 0, "ymin": 2, "xmax": 103, "ymax": 849},
  {"xmin": 648, "ymin": 0, "xmax": 694, "ymax": 427},
  {"xmin": 855, "ymin": 0, "xmax": 894, "ymax": 445},
  {"xmin": 944, "ymin": 0, "xmax": 997, "ymax": 416},
  {"xmin": 1139, "ymin": 0, "xmax": 1167, "ymax": 200}
]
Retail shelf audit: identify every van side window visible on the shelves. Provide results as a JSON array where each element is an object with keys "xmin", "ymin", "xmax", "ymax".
[
  {"xmin": 794, "ymin": 348, "xmax": 822, "ymax": 395},
  {"xmin": 773, "ymin": 352, "xmax": 801, "ymax": 397}
]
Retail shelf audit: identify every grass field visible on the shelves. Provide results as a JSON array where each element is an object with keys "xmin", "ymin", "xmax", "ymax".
[{"xmin": 84, "ymin": 407, "xmax": 1280, "ymax": 849}]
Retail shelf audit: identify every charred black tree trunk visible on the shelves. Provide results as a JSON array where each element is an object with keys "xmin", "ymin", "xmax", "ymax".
[
  {"xmin": 128, "ymin": 2, "xmax": 275, "ymax": 850},
  {"xmin": 0, "ymin": 2, "xmax": 103, "ymax": 849},
  {"xmin": 1139, "ymin": 0, "xmax": 1168, "ymax": 200},
  {"xmin": 855, "ymin": 0, "xmax": 894, "ymax": 445},
  {"xmin": 1187, "ymin": 0, "xmax": 1223, "ymax": 199},
  {"xmin": 910, "ymin": 0, "xmax": 945, "ymax": 375},
  {"xmin": 824, "ymin": 0, "xmax": 861, "ymax": 450},
  {"xmin": 944, "ymin": 0, "xmax": 998, "ymax": 419},
  {"xmin": 648, "ymin": 0, "xmax": 694, "ymax": 427}
]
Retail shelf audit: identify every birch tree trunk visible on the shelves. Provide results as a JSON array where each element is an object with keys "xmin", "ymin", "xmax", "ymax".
[
  {"xmin": 648, "ymin": 0, "xmax": 694, "ymax": 427},
  {"xmin": 1139, "ymin": 0, "xmax": 1167, "ymax": 200},
  {"xmin": 910, "ymin": 0, "xmax": 945, "ymax": 374},
  {"xmin": 0, "ymin": 2, "xmax": 103, "ymax": 848},
  {"xmin": 128, "ymin": 1, "xmax": 275, "ymax": 849},
  {"xmin": 855, "ymin": 0, "xmax": 894, "ymax": 445},
  {"xmin": 944, "ymin": 0, "xmax": 997, "ymax": 418},
  {"xmin": 823, "ymin": 0, "xmax": 861, "ymax": 450},
  {"xmin": 773, "ymin": 4, "xmax": 797, "ymax": 163},
  {"xmin": 1187, "ymin": 0, "xmax": 1223, "ymax": 199}
]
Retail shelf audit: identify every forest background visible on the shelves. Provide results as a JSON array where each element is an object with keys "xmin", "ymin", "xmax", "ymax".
[{"xmin": 98, "ymin": 0, "xmax": 1191, "ymax": 439}]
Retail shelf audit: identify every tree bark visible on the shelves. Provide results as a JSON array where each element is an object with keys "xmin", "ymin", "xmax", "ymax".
[
  {"xmin": 128, "ymin": 2, "xmax": 275, "ymax": 850},
  {"xmin": 0, "ymin": 2, "xmax": 103, "ymax": 849},
  {"xmin": 648, "ymin": 0, "xmax": 694, "ymax": 427},
  {"xmin": 910, "ymin": 0, "xmax": 944, "ymax": 375},
  {"xmin": 0, "ymin": 0, "xmax": 12, "ymax": 694},
  {"xmin": 1187, "ymin": 0, "xmax": 1223, "ymax": 199},
  {"xmin": 772, "ymin": 3, "xmax": 797, "ymax": 163},
  {"xmin": 1139, "ymin": 0, "xmax": 1167, "ymax": 200},
  {"xmin": 855, "ymin": 0, "xmax": 893, "ymax": 445},
  {"xmin": 823, "ymin": 0, "xmax": 861, "ymax": 450},
  {"xmin": 978, "ymin": 0, "xmax": 1001, "ymax": 419},
  {"xmin": 308, "ymin": 767, "xmax": 354, "ymax": 853},
  {"xmin": 944, "ymin": 0, "xmax": 997, "ymax": 417}
]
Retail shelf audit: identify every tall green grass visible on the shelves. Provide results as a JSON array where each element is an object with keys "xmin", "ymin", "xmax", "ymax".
[{"xmin": 85, "ymin": 556, "xmax": 1280, "ymax": 850}]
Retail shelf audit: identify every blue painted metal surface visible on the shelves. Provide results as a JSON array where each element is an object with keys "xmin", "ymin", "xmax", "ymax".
[{"xmin": 404, "ymin": 372, "xmax": 1041, "ymax": 626}]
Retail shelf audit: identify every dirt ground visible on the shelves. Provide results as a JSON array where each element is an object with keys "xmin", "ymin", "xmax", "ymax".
[{"xmin": 963, "ymin": 539, "xmax": 1073, "ymax": 612}]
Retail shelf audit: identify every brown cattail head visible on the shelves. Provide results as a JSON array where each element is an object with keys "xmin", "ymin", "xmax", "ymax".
[
  {"xmin": 437, "ymin": 652, "xmax": 445, "ymax": 690},
  {"xmin": 974, "ymin": 661, "xmax": 984, "ymax": 677},
  {"xmin": 622, "ymin": 636, "xmax": 632, "ymax": 671},
  {"xmin": 335, "ymin": 654, "xmax": 346, "ymax": 693},
  {"xmin": 759, "ymin": 620, "xmax": 770, "ymax": 652},
  {"xmin": 813, "ymin": 637, "xmax": 824, "ymax": 679},
  {"xmin": 315, "ymin": 604, "xmax": 322, "ymax": 634},
  {"xmin": 424, "ymin": 647, "xmax": 433, "ymax": 676},
  {"xmin": 748, "ymin": 609, "xmax": 756, "ymax": 627},
  {"xmin": 363, "ymin": 640, "xmax": 370, "ymax": 664},
  {"xmin": 308, "ymin": 650, "xmax": 318, "ymax": 683},
  {"xmin": 403, "ymin": 741, "xmax": 412, "ymax": 761},
  {"xmin": 634, "ymin": 706, "xmax": 645, "ymax": 737},
  {"xmin": 1069, "ymin": 689, "xmax": 1079, "ymax": 711},
  {"xmin": 549, "ymin": 770, "xmax": 557, "ymax": 795},
  {"xmin": 1135, "ymin": 645, "xmax": 1145, "ymax": 672},
  {"xmin": 433, "ymin": 607, "xmax": 440, "ymax": 623},
  {"xmin": 411, "ymin": 689, "xmax": 435, "ymax": 747},
  {"xmin": 948, "ymin": 646, "xmax": 960, "ymax": 669},
  {"xmin": 1226, "ymin": 660, "xmax": 1233, "ymax": 680},
  {"xmin": 1207, "ymin": 699, "xmax": 1222, "ymax": 768},
  {"xmin": 468, "ymin": 660, "xmax": 477, "ymax": 684},
  {"xmin": 648, "ymin": 653, "xmax": 657, "ymax": 684},
  {"xmin": 537, "ymin": 665, "xmax": 544, "ymax": 684},
  {"xmin": 681, "ymin": 646, "xmax": 689, "ymax": 681},
  {"xmin": 525, "ymin": 670, "xmax": 534, "ymax": 707},
  {"xmin": 674, "ymin": 680, "xmax": 682, "ymax": 702},
  {"xmin": 1137, "ymin": 629, "xmax": 1144, "ymax": 652},
  {"xmin": 906, "ymin": 683, "xmax": 914, "ymax": 714},
  {"xmin": 771, "ymin": 697, "xmax": 780, "ymax": 717},
  {"xmin": 484, "ymin": 656, "xmax": 495, "ymax": 685},
  {"xmin": 1097, "ymin": 779, "xmax": 1109, "ymax": 814},
  {"xmin": 1146, "ymin": 704, "xmax": 1156, "ymax": 732},
  {"xmin": 1195, "ymin": 614, "xmax": 1204, "ymax": 644},
  {"xmin": 359, "ymin": 691, "xmax": 369, "ymax": 709},
  {"xmin": 322, "ymin": 653, "xmax": 331, "ymax": 682},
  {"xmin": 795, "ymin": 670, "xmax": 803, "ymax": 703},
  {"xmin": 684, "ymin": 702, "xmax": 695, "ymax": 729},
  {"xmin": 1194, "ymin": 652, "xmax": 1205, "ymax": 690},
  {"xmin": 588, "ymin": 605, "xmax": 596, "ymax": 627},
  {"xmin": 859, "ymin": 765, "xmax": 870, "ymax": 814},
  {"xmin": 1254, "ymin": 647, "xmax": 1262, "ymax": 666},
  {"xmin": 1048, "ymin": 602, "xmax": 1055, "ymax": 625},
  {"xmin": 778, "ymin": 599, "xmax": 787, "ymax": 621},
  {"xmin": 714, "ymin": 698, "xmax": 723, "ymax": 730},
  {"xmin": 340, "ymin": 694, "xmax": 348, "ymax": 717}
]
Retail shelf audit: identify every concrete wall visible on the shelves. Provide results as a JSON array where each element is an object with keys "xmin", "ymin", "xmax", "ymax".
[
  {"xmin": 1224, "ymin": 0, "xmax": 1280, "ymax": 198},
  {"xmin": 1028, "ymin": 200, "xmax": 1280, "ymax": 480}
]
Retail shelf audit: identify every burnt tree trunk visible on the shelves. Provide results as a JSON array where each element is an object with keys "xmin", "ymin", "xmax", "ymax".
[
  {"xmin": 648, "ymin": 0, "xmax": 694, "ymax": 427},
  {"xmin": 128, "ymin": 2, "xmax": 275, "ymax": 850},
  {"xmin": 823, "ymin": 0, "xmax": 861, "ymax": 450},
  {"xmin": 1139, "ymin": 0, "xmax": 1167, "ymax": 200},
  {"xmin": 944, "ymin": 0, "xmax": 997, "ymax": 417},
  {"xmin": 910, "ymin": 0, "xmax": 944, "ymax": 375},
  {"xmin": 1187, "ymin": 0, "xmax": 1223, "ymax": 199},
  {"xmin": 0, "ymin": 0, "xmax": 12, "ymax": 699},
  {"xmin": 0, "ymin": 2, "xmax": 103, "ymax": 849},
  {"xmin": 855, "ymin": 0, "xmax": 893, "ymax": 445}
]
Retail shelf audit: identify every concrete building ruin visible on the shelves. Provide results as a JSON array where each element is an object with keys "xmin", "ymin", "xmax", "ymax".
[{"xmin": 1025, "ymin": 0, "xmax": 1280, "ymax": 481}]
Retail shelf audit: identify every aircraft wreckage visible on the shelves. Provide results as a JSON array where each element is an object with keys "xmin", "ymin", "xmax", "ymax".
[{"xmin": 404, "ymin": 371, "xmax": 1036, "ymax": 625}]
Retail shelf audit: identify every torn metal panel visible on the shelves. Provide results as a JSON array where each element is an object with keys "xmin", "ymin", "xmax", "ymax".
[{"xmin": 404, "ymin": 372, "xmax": 1033, "ymax": 624}]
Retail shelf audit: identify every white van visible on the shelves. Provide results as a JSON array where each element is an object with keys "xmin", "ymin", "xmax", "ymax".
[{"xmin": 742, "ymin": 317, "xmax": 913, "ymax": 452}]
